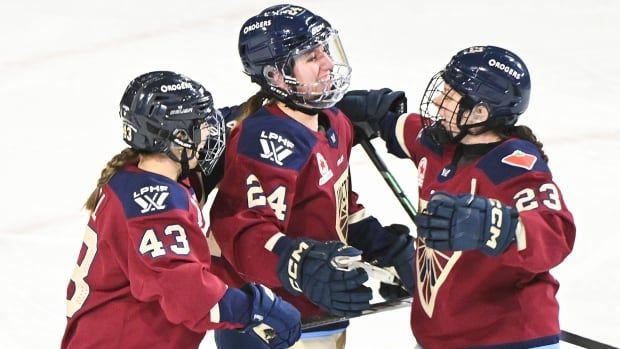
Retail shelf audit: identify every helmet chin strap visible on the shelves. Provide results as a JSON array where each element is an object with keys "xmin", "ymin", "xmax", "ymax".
[
  {"xmin": 178, "ymin": 149, "xmax": 190, "ymax": 180},
  {"xmin": 264, "ymin": 84, "xmax": 321, "ymax": 115},
  {"xmin": 165, "ymin": 143, "xmax": 193, "ymax": 181}
]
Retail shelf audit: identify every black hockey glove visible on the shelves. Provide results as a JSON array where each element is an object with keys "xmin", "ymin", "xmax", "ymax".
[
  {"xmin": 275, "ymin": 238, "xmax": 373, "ymax": 317},
  {"xmin": 415, "ymin": 192, "xmax": 520, "ymax": 256},
  {"xmin": 374, "ymin": 224, "xmax": 415, "ymax": 297},
  {"xmin": 217, "ymin": 283, "xmax": 301, "ymax": 349},
  {"xmin": 241, "ymin": 283, "xmax": 301, "ymax": 349},
  {"xmin": 336, "ymin": 88, "xmax": 407, "ymax": 142}
]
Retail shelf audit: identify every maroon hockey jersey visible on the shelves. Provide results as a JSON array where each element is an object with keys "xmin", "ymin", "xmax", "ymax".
[
  {"xmin": 386, "ymin": 113, "xmax": 576, "ymax": 348},
  {"xmin": 209, "ymin": 104, "xmax": 367, "ymax": 319},
  {"xmin": 62, "ymin": 165, "xmax": 239, "ymax": 349}
]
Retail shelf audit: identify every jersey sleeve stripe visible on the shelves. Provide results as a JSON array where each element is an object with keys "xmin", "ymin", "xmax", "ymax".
[{"xmin": 264, "ymin": 232, "xmax": 286, "ymax": 252}]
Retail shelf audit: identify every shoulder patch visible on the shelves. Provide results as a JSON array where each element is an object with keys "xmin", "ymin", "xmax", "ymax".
[
  {"xmin": 477, "ymin": 139, "xmax": 550, "ymax": 185},
  {"xmin": 501, "ymin": 150, "xmax": 537, "ymax": 170},
  {"xmin": 109, "ymin": 168, "xmax": 189, "ymax": 218},
  {"xmin": 238, "ymin": 109, "xmax": 316, "ymax": 171}
]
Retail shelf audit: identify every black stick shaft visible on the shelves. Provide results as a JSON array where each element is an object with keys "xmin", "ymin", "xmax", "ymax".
[{"xmin": 359, "ymin": 137, "xmax": 417, "ymax": 223}]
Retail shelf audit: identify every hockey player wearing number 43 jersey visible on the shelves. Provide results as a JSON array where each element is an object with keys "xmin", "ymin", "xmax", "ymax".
[
  {"xmin": 61, "ymin": 71, "xmax": 301, "ymax": 349},
  {"xmin": 337, "ymin": 46, "xmax": 576, "ymax": 349}
]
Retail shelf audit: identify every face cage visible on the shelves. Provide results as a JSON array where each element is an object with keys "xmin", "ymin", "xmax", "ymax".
[
  {"xmin": 197, "ymin": 111, "xmax": 226, "ymax": 176},
  {"xmin": 420, "ymin": 71, "xmax": 460, "ymax": 127},
  {"xmin": 278, "ymin": 30, "xmax": 352, "ymax": 109}
]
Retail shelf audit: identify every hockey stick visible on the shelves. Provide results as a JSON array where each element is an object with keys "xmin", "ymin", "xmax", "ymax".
[
  {"xmin": 358, "ymin": 136, "xmax": 417, "ymax": 222},
  {"xmin": 301, "ymin": 296, "xmax": 412, "ymax": 330},
  {"xmin": 560, "ymin": 331, "xmax": 618, "ymax": 349},
  {"xmin": 358, "ymin": 134, "xmax": 617, "ymax": 349}
]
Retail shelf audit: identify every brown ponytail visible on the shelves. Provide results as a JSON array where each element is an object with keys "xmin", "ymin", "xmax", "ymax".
[
  {"xmin": 501, "ymin": 125, "xmax": 549, "ymax": 163},
  {"xmin": 235, "ymin": 90, "xmax": 273, "ymax": 126},
  {"xmin": 84, "ymin": 148, "xmax": 140, "ymax": 211}
]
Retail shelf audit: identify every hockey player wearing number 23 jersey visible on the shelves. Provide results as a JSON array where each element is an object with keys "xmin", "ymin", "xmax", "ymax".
[{"xmin": 337, "ymin": 46, "xmax": 576, "ymax": 349}]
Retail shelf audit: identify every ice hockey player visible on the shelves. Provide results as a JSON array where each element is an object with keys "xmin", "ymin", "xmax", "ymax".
[
  {"xmin": 208, "ymin": 4, "xmax": 415, "ymax": 349},
  {"xmin": 61, "ymin": 71, "xmax": 301, "ymax": 349},
  {"xmin": 336, "ymin": 45, "xmax": 576, "ymax": 349}
]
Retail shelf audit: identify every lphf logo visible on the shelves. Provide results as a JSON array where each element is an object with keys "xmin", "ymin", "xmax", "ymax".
[
  {"xmin": 316, "ymin": 153, "xmax": 333, "ymax": 185},
  {"xmin": 260, "ymin": 130, "xmax": 295, "ymax": 166},
  {"xmin": 133, "ymin": 185, "xmax": 169, "ymax": 213}
]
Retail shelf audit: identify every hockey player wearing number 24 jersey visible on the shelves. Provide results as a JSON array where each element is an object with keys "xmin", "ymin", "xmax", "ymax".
[
  {"xmin": 61, "ymin": 71, "xmax": 301, "ymax": 349},
  {"xmin": 337, "ymin": 46, "xmax": 576, "ymax": 349},
  {"xmin": 209, "ymin": 4, "xmax": 415, "ymax": 349}
]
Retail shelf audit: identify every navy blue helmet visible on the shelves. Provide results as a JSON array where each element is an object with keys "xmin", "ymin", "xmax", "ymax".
[
  {"xmin": 420, "ymin": 46, "xmax": 530, "ymax": 142},
  {"xmin": 238, "ymin": 4, "xmax": 351, "ymax": 111},
  {"xmin": 119, "ymin": 71, "xmax": 225, "ymax": 175}
]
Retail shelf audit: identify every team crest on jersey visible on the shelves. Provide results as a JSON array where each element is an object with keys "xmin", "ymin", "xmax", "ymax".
[
  {"xmin": 259, "ymin": 130, "xmax": 295, "ymax": 166},
  {"xmin": 501, "ymin": 150, "xmax": 537, "ymax": 170},
  {"xmin": 133, "ymin": 185, "xmax": 169, "ymax": 213},
  {"xmin": 334, "ymin": 171, "xmax": 349, "ymax": 242},
  {"xmin": 317, "ymin": 153, "xmax": 334, "ymax": 185},
  {"xmin": 416, "ymin": 238, "xmax": 462, "ymax": 318}
]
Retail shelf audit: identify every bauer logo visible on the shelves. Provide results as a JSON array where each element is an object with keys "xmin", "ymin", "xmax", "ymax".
[
  {"xmin": 160, "ymin": 81, "xmax": 192, "ymax": 93},
  {"xmin": 243, "ymin": 20, "xmax": 271, "ymax": 34},
  {"xmin": 488, "ymin": 59, "xmax": 522, "ymax": 80}
]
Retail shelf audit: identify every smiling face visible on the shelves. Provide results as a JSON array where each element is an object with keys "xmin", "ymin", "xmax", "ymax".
[{"xmin": 291, "ymin": 43, "xmax": 335, "ymax": 97}]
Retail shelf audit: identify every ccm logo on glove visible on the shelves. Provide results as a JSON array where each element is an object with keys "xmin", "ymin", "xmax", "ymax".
[
  {"xmin": 287, "ymin": 241, "xmax": 310, "ymax": 292},
  {"xmin": 486, "ymin": 199, "xmax": 504, "ymax": 249}
]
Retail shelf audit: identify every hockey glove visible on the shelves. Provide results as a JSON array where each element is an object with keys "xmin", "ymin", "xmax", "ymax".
[
  {"xmin": 336, "ymin": 88, "xmax": 407, "ymax": 141},
  {"xmin": 415, "ymin": 192, "xmax": 520, "ymax": 256},
  {"xmin": 275, "ymin": 238, "xmax": 373, "ymax": 317},
  {"xmin": 217, "ymin": 284, "xmax": 301, "ymax": 349},
  {"xmin": 373, "ymin": 224, "xmax": 415, "ymax": 296}
]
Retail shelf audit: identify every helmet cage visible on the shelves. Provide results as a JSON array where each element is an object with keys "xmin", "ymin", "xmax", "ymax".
[
  {"xmin": 419, "ymin": 71, "xmax": 490, "ymax": 143},
  {"xmin": 197, "ymin": 110, "xmax": 226, "ymax": 176}
]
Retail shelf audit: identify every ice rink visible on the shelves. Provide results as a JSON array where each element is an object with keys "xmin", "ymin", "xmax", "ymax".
[{"xmin": 1, "ymin": 0, "xmax": 618, "ymax": 347}]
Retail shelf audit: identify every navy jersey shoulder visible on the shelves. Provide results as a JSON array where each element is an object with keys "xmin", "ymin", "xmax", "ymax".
[
  {"xmin": 477, "ymin": 138, "xmax": 550, "ymax": 185},
  {"xmin": 237, "ymin": 107, "xmax": 317, "ymax": 171},
  {"xmin": 108, "ymin": 168, "xmax": 190, "ymax": 219}
]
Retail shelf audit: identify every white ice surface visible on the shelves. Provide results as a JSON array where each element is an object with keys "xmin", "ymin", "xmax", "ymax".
[{"xmin": 1, "ymin": 0, "xmax": 618, "ymax": 347}]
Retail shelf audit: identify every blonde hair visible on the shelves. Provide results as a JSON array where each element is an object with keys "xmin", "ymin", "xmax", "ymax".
[{"xmin": 84, "ymin": 148, "xmax": 140, "ymax": 211}]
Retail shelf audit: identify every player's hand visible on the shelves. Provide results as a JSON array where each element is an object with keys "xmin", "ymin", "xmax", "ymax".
[
  {"xmin": 336, "ymin": 88, "xmax": 407, "ymax": 141},
  {"xmin": 374, "ymin": 224, "xmax": 415, "ymax": 295},
  {"xmin": 242, "ymin": 283, "xmax": 301, "ymax": 349},
  {"xmin": 415, "ymin": 192, "xmax": 520, "ymax": 256},
  {"xmin": 276, "ymin": 238, "xmax": 373, "ymax": 317},
  {"xmin": 217, "ymin": 284, "xmax": 301, "ymax": 349}
]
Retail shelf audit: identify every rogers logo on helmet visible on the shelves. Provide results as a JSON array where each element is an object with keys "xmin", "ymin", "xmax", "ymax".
[
  {"xmin": 488, "ymin": 59, "xmax": 522, "ymax": 80},
  {"xmin": 243, "ymin": 20, "xmax": 272, "ymax": 34},
  {"xmin": 160, "ymin": 82, "xmax": 192, "ymax": 93}
]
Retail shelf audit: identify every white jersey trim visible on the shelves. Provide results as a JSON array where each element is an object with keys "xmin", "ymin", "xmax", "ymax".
[
  {"xmin": 265, "ymin": 232, "xmax": 286, "ymax": 252},
  {"xmin": 395, "ymin": 113, "xmax": 412, "ymax": 158},
  {"xmin": 348, "ymin": 208, "xmax": 369, "ymax": 225}
]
